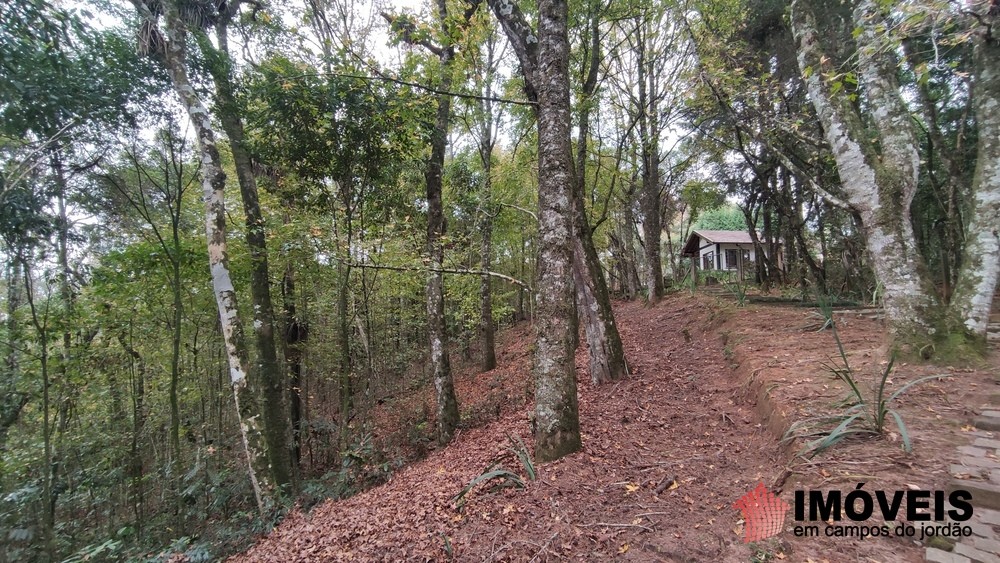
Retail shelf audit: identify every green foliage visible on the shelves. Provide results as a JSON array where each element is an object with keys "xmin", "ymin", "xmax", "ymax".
[
  {"xmin": 692, "ymin": 204, "xmax": 748, "ymax": 231},
  {"xmin": 62, "ymin": 538, "xmax": 124, "ymax": 563},
  {"xmin": 748, "ymin": 537, "xmax": 786, "ymax": 562},
  {"xmin": 680, "ymin": 180, "xmax": 726, "ymax": 224},
  {"xmin": 243, "ymin": 54, "xmax": 425, "ymax": 204},
  {"xmin": 300, "ymin": 429, "xmax": 400, "ymax": 506},
  {"xmin": 0, "ymin": 156, "xmax": 55, "ymax": 252},
  {"xmin": 0, "ymin": 2, "xmax": 165, "ymax": 138}
]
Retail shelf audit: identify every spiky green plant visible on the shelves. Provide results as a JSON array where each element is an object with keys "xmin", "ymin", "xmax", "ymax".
[
  {"xmin": 452, "ymin": 463, "xmax": 525, "ymax": 509},
  {"xmin": 784, "ymin": 298, "xmax": 949, "ymax": 456},
  {"xmin": 452, "ymin": 435, "xmax": 536, "ymax": 509},
  {"xmin": 507, "ymin": 434, "xmax": 536, "ymax": 481}
]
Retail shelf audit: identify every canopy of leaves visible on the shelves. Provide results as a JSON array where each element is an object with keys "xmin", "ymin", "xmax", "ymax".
[
  {"xmin": 1, "ymin": 2, "xmax": 165, "ymax": 138},
  {"xmin": 693, "ymin": 204, "xmax": 748, "ymax": 231},
  {"xmin": 242, "ymin": 55, "xmax": 427, "ymax": 210}
]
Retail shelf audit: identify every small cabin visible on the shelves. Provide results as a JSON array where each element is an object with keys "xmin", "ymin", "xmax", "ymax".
[{"xmin": 680, "ymin": 229, "xmax": 778, "ymax": 282}]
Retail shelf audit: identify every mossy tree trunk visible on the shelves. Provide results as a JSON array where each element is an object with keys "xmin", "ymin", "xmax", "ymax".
[
  {"xmin": 428, "ymin": 0, "xmax": 461, "ymax": 444},
  {"xmin": 635, "ymin": 17, "xmax": 664, "ymax": 304},
  {"xmin": 952, "ymin": 21, "xmax": 1000, "ymax": 343},
  {"xmin": 473, "ymin": 30, "xmax": 501, "ymax": 373},
  {"xmin": 572, "ymin": 0, "xmax": 628, "ymax": 384},
  {"xmin": 490, "ymin": 0, "xmax": 582, "ymax": 461},
  {"xmin": 791, "ymin": 0, "xmax": 935, "ymax": 344}
]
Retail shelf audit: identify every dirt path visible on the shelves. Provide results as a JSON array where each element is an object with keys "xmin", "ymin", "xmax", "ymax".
[
  {"xmin": 231, "ymin": 297, "xmax": 784, "ymax": 562},
  {"xmin": 721, "ymin": 295, "xmax": 1000, "ymax": 563}
]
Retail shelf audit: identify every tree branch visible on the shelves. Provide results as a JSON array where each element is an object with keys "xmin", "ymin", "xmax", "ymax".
[
  {"xmin": 381, "ymin": 12, "xmax": 444, "ymax": 56},
  {"xmin": 486, "ymin": 0, "xmax": 539, "ymax": 102},
  {"xmin": 498, "ymin": 201, "xmax": 537, "ymax": 220},
  {"xmin": 769, "ymin": 149, "xmax": 852, "ymax": 211},
  {"xmin": 275, "ymin": 69, "xmax": 536, "ymax": 107}
]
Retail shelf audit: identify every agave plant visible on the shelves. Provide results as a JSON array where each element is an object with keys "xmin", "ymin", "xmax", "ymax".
[
  {"xmin": 452, "ymin": 434, "xmax": 536, "ymax": 509},
  {"xmin": 784, "ymin": 299, "xmax": 949, "ymax": 457}
]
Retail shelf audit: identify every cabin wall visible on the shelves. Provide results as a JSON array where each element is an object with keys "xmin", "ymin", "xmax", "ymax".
[{"xmin": 697, "ymin": 241, "xmax": 759, "ymax": 270}]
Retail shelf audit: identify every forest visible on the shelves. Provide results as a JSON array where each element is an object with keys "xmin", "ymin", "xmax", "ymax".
[{"xmin": 0, "ymin": 0, "xmax": 998, "ymax": 560}]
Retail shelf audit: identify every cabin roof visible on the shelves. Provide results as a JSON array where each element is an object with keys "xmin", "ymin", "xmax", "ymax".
[{"xmin": 680, "ymin": 230, "xmax": 755, "ymax": 256}]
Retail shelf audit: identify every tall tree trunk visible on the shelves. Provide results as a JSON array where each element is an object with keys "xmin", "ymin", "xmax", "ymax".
[
  {"xmin": 477, "ymin": 40, "xmax": 498, "ymax": 373},
  {"xmin": 281, "ymin": 258, "xmax": 305, "ymax": 471},
  {"xmin": 573, "ymin": 0, "xmax": 628, "ymax": 384},
  {"xmin": 116, "ymin": 330, "xmax": 147, "ymax": 532},
  {"xmin": 791, "ymin": 0, "xmax": 934, "ymax": 343},
  {"xmin": 0, "ymin": 260, "xmax": 27, "ymax": 563},
  {"xmin": 608, "ymin": 181, "xmax": 641, "ymax": 300},
  {"xmin": 48, "ymin": 153, "xmax": 72, "ymax": 553},
  {"xmin": 479, "ymin": 181, "xmax": 497, "ymax": 372},
  {"xmin": 525, "ymin": 0, "xmax": 580, "ymax": 461},
  {"xmin": 573, "ymin": 194, "xmax": 628, "ymax": 384},
  {"xmin": 517, "ymin": 231, "xmax": 528, "ymax": 320},
  {"xmin": 571, "ymin": 222, "xmax": 628, "ymax": 385},
  {"xmin": 427, "ymin": 92, "xmax": 459, "ymax": 443},
  {"xmin": 209, "ymin": 21, "xmax": 293, "ymax": 492},
  {"xmin": 952, "ymin": 25, "xmax": 1000, "ymax": 341},
  {"xmin": 489, "ymin": 0, "xmax": 581, "ymax": 460},
  {"xmin": 785, "ymin": 169, "xmax": 827, "ymax": 293},
  {"xmin": 337, "ymin": 259, "xmax": 352, "ymax": 452},
  {"xmin": 423, "ymin": 0, "xmax": 461, "ymax": 444},
  {"xmin": 145, "ymin": 1, "xmax": 272, "ymax": 514},
  {"xmin": 622, "ymin": 181, "xmax": 641, "ymax": 299},
  {"xmin": 636, "ymin": 21, "xmax": 664, "ymax": 303},
  {"xmin": 903, "ymin": 39, "xmax": 968, "ymax": 305},
  {"xmin": 0, "ymin": 259, "xmax": 27, "ymax": 453},
  {"xmin": 21, "ymin": 265, "xmax": 55, "ymax": 561},
  {"xmin": 168, "ymin": 233, "xmax": 182, "ymax": 493},
  {"xmin": 665, "ymin": 227, "xmax": 678, "ymax": 280}
]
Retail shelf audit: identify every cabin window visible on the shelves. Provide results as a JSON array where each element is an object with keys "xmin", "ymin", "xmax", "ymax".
[{"xmin": 725, "ymin": 249, "xmax": 739, "ymax": 270}]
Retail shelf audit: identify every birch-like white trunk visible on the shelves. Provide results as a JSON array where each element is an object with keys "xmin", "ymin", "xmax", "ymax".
[
  {"xmin": 211, "ymin": 21, "xmax": 293, "ymax": 490},
  {"xmin": 152, "ymin": 2, "xmax": 269, "ymax": 513},
  {"xmin": 953, "ymin": 31, "xmax": 1000, "ymax": 338},
  {"xmin": 791, "ymin": 0, "xmax": 934, "ymax": 341}
]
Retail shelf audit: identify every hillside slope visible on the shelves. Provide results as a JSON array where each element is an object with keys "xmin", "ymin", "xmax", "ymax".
[
  {"xmin": 232, "ymin": 294, "xmax": 999, "ymax": 562},
  {"xmin": 231, "ymin": 297, "xmax": 784, "ymax": 562}
]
